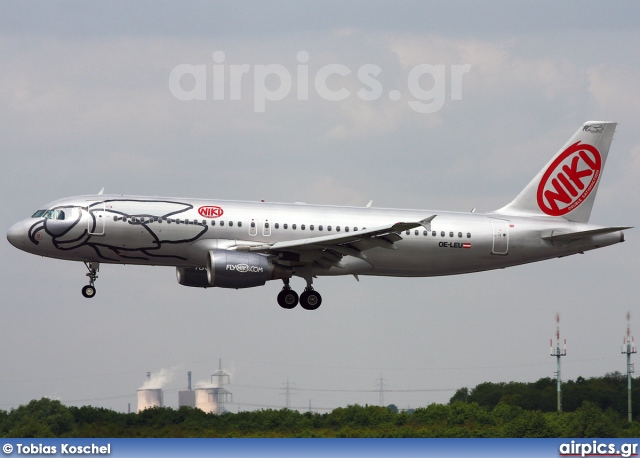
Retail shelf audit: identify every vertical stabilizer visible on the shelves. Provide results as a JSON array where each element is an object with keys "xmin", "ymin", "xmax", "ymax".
[{"xmin": 495, "ymin": 121, "xmax": 616, "ymax": 223}]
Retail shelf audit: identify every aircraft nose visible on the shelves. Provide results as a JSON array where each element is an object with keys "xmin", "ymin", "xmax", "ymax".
[{"xmin": 7, "ymin": 221, "xmax": 27, "ymax": 249}]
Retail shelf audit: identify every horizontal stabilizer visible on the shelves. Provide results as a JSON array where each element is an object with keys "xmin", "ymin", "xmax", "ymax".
[{"xmin": 541, "ymin": 226, "xmax": 631, "ymax": 242}]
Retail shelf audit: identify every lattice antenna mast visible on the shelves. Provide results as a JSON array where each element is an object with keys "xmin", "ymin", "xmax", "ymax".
[
  {"xmin": 211, "ymin": 358, "xmax": 232, "ymax": 415},
  {"xmin": 376, "ymin": 374, "xmax": 388, "ymax": 407},
  {"xmin": 550, "ymin": 313, "xmax": 566, "ymax": 412},
  {"xmin": 622, "ymin": 312, "xmax": 637, "ymax": 423}
]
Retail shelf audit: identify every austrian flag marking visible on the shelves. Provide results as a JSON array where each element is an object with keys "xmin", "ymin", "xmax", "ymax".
[
  {"xmin": 198, "ymin": 206, "xmax": 224, "ymax": 218},
  {"xmin": 536, "ymin": 141, "xmax": 602, "ymax": 217}
]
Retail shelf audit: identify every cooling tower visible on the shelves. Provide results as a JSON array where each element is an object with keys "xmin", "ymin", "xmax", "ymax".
[
  {"xmin": 137, "ymin": 388, "xmax": 163, "ymax": 412},
  {"xmin": 194, "ymin": 387, "xmax": 217, "ymax": 414}
]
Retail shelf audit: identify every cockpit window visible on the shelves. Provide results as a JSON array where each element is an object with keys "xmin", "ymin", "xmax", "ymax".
[
  {"xmin": 32, "ymin": 210, "xmax": 47, "ymax": 217},
  {"xmin": 40, "ymin": 209, "xmax": 66, "ymax": 220}
]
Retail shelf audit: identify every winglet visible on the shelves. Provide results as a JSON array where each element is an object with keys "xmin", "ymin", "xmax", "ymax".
[
  {"xmin": 419, "ymin": 215, "xmax": 437, "ymax": 228},
  {"xmin": 98, "ymin": 187, "xmax": 105, "ymax": 195},
  {"xmin": 366, "ymin": 200, "xmax": 373, "ymax": 208},
  {"xmin": 390, "ymin": 215, "xmax": 437, "ymax": 233}
]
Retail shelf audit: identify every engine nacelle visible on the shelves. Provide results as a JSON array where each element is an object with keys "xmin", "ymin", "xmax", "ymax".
[
  {"xmin": 177, "ymin": 250, "xmax": 292, "ymax": 289},
  {"xmin": 176, "ymin": 266, "xmax": 209, "ymax": 288},
  {"xmin": 207, "ymin": 249, "xmax": 291, "ymax": 289}
]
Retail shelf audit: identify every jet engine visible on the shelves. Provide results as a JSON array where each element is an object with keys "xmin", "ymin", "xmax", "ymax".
[
  {"xmin": 176, "ymin": 250, "xmax": 292, "ymax": 289},
  {"xmin": 176, "ymin": 266, "xmax": 209, "ymax": 288}
]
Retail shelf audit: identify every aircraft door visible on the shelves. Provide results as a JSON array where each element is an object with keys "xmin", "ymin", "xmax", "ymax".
[
  {"xmin": 491, "ymin": 220, "xmax": 509, "ymax": 255},
  {"xmin": 87, "ymin": 202, "xmax": 106, "ymax": 235}
]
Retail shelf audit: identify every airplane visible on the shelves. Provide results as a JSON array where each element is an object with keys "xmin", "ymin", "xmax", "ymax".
[{"xmin": 7, "ymin": 121, "xmax": 630, "ymax": 310}]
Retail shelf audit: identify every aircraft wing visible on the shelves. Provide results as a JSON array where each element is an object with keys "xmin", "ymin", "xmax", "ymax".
[{"xmin": 234, "ymin": 216, "xmax": 436, "ymax": 269}]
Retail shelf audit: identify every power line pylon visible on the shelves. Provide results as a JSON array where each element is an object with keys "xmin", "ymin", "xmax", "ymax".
[
  {"xmin": 211, "ymin": 358, "xmax": 232, "ymax": 415},
  {"xmin": 376, "ymin": 374, "xmax": 388, "ymax": 407}
]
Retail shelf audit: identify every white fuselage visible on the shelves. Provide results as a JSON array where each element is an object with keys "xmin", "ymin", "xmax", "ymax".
[
  {"xmin": 5, "ymin": 121, "xmax": 627, "ymax": 307},
  {"xmin": 9, "ymin": 194, "xmax": 624, "ymax": 279}
]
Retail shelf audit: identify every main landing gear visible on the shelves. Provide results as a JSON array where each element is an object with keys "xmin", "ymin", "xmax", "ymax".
[
  {"xmin": 82, "ymin": 262, "xmax": 99, "ymax": 298},
  {"xmin": 277, "ymin": 278, "xmax": 322, "ymax": 310}
]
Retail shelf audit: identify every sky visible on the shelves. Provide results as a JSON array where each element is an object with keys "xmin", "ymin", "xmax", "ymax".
[{"xmin": 1, "ymin": 0, "xmax": 639, "ymax": 413}]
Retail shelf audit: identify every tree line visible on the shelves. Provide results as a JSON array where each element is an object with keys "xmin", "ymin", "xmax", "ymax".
[{"xmin": 1, "ymin": 373, "xmax": 639, "ymax": 438}]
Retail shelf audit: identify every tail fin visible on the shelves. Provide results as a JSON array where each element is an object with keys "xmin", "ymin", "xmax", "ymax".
[{"xmin": 495, "ymin": 121, "xmax": 617, "ymax": 223}]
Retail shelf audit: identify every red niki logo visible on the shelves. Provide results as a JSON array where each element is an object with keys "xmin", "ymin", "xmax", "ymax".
[
  {"xmin": 536, "ymin": 141, "xmax": 602, "ymax": 217},
  {"xmin": 198, "ymin": 206, "xmax": 224, "ymax": 218}
]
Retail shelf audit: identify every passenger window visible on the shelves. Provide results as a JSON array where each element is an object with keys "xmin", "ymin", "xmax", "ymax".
[
  {"xmin": 292, "ymin": 224, "xmax": 297, "ymax": 230},
  {"xmin": 301, "ymin": 224, "xmax": 305, "ymax": 230},
  {"xmin": 345, "ymin": 227, "xmax": 349, "ymax": 232},
  {"xmin": 250, "ymin": 222, "xmax": 255, "ymax": 228},
  {"xmin": 310, "ymin": 225, "xmax": 314, "ymax": 231},
  {"xmin": 336, "ymin": 226, "xmax": 340, "ymax": 232},
  {"xmin": 354, "ymin": 227, "xmax": 358, "ymax": 231},
  {"xmin": 275, "ymin": 223, "xmax": 279, "ymax": 229},
  {"xmin": 211, "ymin": 221, "xmax": 215, "ymax": 226},
  {"xmin": 415, "ymin": 230, "xmax": 419, "ymax": 236},
  {"xmin": 423, "ymin": 230, "xmax": 427, "ymax": 236},
  {"xmin": 238, "ymin": 221, "xmax": 242, "ymax": 227},
  {"xmin": 440, "ymin": 231, "xmax": 445, "ymax": 237},
  {"xmin": 449, "ymin": 232, "xmax": 453, "ymax": 237},
  {"xmin": 220, "ymin": 221, "xmax": 224, "ymax": 227},
  {"xmin": 327, "ymin": 225, "xmax": 332, "ymax": 231},
  {"xmin": 432, "ymin": 231, "xmax": 436, "ymax": 236},
  {"xmin": 458, "ymin": 232, "xmax": 462, "ymax": 238},
  {"xmin": 467, "ymin": 233, "xmax": 471, "ymax": 238},
  {"xmin": 264, "ymin": 222, "xmax": 269, "ymax": 228},
  {"xmin": 319, "ymin": 225, "xmax": 323, "ymax": 231},
  {"xmin": 284, "ymin": 223, "xmax": 288, "ymax": 229},
  {"xmin": 229, "ymin": 221, "xmax": 233, "ymax": 227},
  {"xmin": 406, "ymin": 230, "xmax": 410, "ymax": 235}
]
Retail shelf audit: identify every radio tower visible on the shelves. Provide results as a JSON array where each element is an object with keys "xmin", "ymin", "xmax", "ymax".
[
  {"xmin": 210, "ymin": 358, "xmax": 232, "ymax": 415},
  {"xmin": 622, "ymin": 312, "xmax": 636, "ymax": 423},
  {"xmin": 550, "ymin": 313, "xmax": 566, "ymax": 412}
]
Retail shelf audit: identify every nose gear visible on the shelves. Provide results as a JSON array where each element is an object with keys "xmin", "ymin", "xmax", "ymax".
[{"xmin": 82, "ymin": 262, "xmax": 99, "ymax": 298}]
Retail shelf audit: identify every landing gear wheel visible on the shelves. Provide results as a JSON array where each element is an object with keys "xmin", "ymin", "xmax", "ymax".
[
  {"xmin": 278, "ymin": 289, "xmax": 299, "ymax": 309},
  {"xmin": 82, "ymin": 261, "xmax": 99, "ymax": 299},
  {"xmin": 300, "ymin": 290, "xmax": 322, "ymax": 310},
  {"xmin": 82, "ymin": 285, "xmax": 96, "ymax": 298}
]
